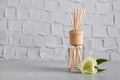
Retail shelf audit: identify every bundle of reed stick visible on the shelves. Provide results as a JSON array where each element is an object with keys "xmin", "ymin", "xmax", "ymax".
[
  {"xmin": 68, "ymin": 8, "xmax": 85, "ymax": 70},
  {"xmin": 68, "ymin": 8, "xmax": 84, "ymax": 31},
  {"xmin": 68, "ymin": 46, "xmax": 83, "ymax": 70}
]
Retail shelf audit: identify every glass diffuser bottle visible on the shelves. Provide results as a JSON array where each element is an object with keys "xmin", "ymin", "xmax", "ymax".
[
  {"xmin": 67, "ymin": 8, "xmax": 85, "ymax": 71},
  {"xmin": 68, "ymin": 30, "xmax": 84, "ymax": 71}
]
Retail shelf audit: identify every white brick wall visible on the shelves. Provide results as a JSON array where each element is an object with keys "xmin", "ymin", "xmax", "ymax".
[{"xmin": 0, "ymin": 0, "xmax": 120, "ymax": 61}]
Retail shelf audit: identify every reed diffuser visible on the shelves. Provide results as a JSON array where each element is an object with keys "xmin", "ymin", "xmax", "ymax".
[{"xmin": 68, "ymin": 8, "xmax": 85, "ymax": 71}]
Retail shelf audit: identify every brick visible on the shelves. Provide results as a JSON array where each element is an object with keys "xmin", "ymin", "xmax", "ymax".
[
  {"xmin": 54, "ymin": 13, "xmax": 65, "ymax": 24},
  {"xmin": 104, "ymin": 38, "xmax": 118, "ymax": 49},
  {"xmin": 115, "ymin": 12, "xmax": 120, "ymax": 25},
  {"xmin": 91, "ymin": 38, "xmax": 103, "ymax": 50},
  {"xmin": 34, "ymin": 35, "xmax": 45, "ymax": 47},
  {"xmin": 23, "ymin": 21, "xmax": 34, "ymax": 34},
  {"xmin": 83, "ymin": 0, "xmax": 95, "ymax": 2},
  {"xmin": 4, "ymin": 46, "xmax": 16, "ymax": 59},
  {"xmin": 58, "ymin": 37, "xmax": 64, "ymax": 45},
  {"xmin": 40, "ymin": 48, "xmax": 54, "ymax": 59},
  {"xmin": 0, "ymin": 32, "xmax": 7, "ymax": 44},
  {"xmin": 0, "ymin": 8, "xmax": 5, "ymax": 18},
  {"xmin": 52, "ymin": 23, "xmax": 63, "ymax": 36},
  {"xmin": 84, "ymin": 49, "xmax": 95, "ymax": 59},
  {"xmin": 9, "ymin": 21, "xmax": 23, "ymax": 31},
  {"xmin": 46, "ymin": 35, "xmax": 59, "ymax": 48},
  {"xmin": 0, "ymin": 46, "xmax": 3, "ymax": 57},
  {"xmin": 83, "ymin": 25, "xmax": 92, "ymax": 37},
  {"xmin": 63, "ymin": 27, "xmax": 71, "ymax": 37},
  {"xmin": 83, "ymin": 50, "xmax": 89, "ymax": 59},
  {"xmin": 62, "ymin": 37, "xmax": 70, "ymax": 47},
  {"xmin": 0, "ymin": 1, "xmax": 6, "ymax": 8},
  {"xmin": 16, "ymin": 47, "xmax": 27, "ymax": 59},
  {"xmin": 93, "ymin": 26, "xmax": 108, "ymax": 37},
  {"xmin": 55, "ymin": 47, "xmax": 67, "ymax": 60},
  {"xmin": 6, "ymin": 8, "xmax": 16, "ymax": 19},
  {"xmin": 9, "ymin": 32, "xmax": 20, "ymax": 45},
  {"xmin": 83, "ymin": 14, "xmax": 91, "ymax": 25},
  {"xmin": 59, "ymin": 1, "xmax": 71, "ymax": 13},
  {"xmin": 28, "ymin": 48, "xmax": 39, "ymax": 59},
  {"xmin": 117, "ymin": 38, "xmax": 120, "ymax": 49},
  {"xmin": 73, "ymin": 0, "xmax": 83, "ymax": 2},
  {"xmin": 30, "ymin": 9, "xmax": 42, "ymax": 20},
  {"xmin": 32, "ymin": 0, "xmax": 44, "ymax": 9},
  {"xmin": 20, "ymin": 35, "xmax": 33, "ymax": 47},
  {"xmin": 102, "ymin": 14, "xmax": 114, "ymax": 25},
  {"xmin": 0, "ymin": 0, "xmax": 5, "ymax": 1},
  {"xmin": 21, "ymin": 0, "xmax": 32, "ymax": 8},
  {"xmin": 0, "ymin": 20, "xmax": 7, "ymax": 31},
  {"xmin": 98, "ymin": 0, "xmax": 109, "ymax": 2},
  {"xmin": 113, "ymin": 1, "xmax": 120, "ymax": 11},
  {"xmin": 17, "ymin": 8, "xmax": 30, "ymax": 19},
  {"xmin": 108, "ymin": 27, "xmax": 119, "ymax": 37},
  {"xmin": 54, "ymin": 13, "xmax": 70, "ymax": 25},
  {"xmin": 94, "ymin": 51, "xmax": 110, "ymax": 59},
  {"xmin": 111, "ymin": 50, "xmax": 120, "ymax": 61},
  {"xmin": 45, "ymin": 0, "xmax": 59, "ymax": 12},
  {"xmin": 64, "ymin": 14, "xmax": 71, "ymax": 26},
  {"xmin": 34, "ymin": 21, "xmax": 50, "ymax": 35},
  {"xmin": 70, "ymin": 2, "xmax": 83, "ymax": 12},
  {"xmin": 90, "ymin": 14, "xmax": 102, "ymax": 25},
  {"xmin": 84, "ymin": 2, "xmax": 96, "ymax": 13},
  {"xmin": 96, "ymin": 3, "xmax": 112, "ymax": 14},
  {"xmin": 83, "ymin": 38, "xmax": 91, "ymax": 50},
  {"xmin": 7, "ymin": 0, "xmax": 20, "ymax": 7},
  {"xmin": 42, "ymin": 11, "xmax": 53, "ymax": 23}
]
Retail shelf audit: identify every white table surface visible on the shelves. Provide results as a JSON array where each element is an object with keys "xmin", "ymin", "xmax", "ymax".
[{"xmin": 0, "ymin": 60, "xmax": 119, "ymax": 80}]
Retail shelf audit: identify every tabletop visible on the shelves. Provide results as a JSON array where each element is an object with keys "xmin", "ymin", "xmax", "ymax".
[{"xmin": 0, "ymin": 60, "xmax": 119, "ymax": 80}]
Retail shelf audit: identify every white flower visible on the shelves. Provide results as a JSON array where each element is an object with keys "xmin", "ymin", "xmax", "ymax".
[{"xmin": 80, "ymin": 57, "xmax": 97, "ymax": 74}]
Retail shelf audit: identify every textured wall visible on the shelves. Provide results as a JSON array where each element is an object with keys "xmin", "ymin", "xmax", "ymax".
[{"xmin": 0, "ymin": 0, "xmax": 120, "ymax": 61}]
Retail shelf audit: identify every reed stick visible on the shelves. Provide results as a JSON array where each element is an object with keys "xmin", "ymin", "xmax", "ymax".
[
  {"xmin": 80, "ymin": 9, "xmax": 85, "ymax": 30},
  {"xmin": 68, "ymin": 8, "xmax": 74, "ymax": 30},
  {"xmin": 77, "ymin": 47, "xmax": 82, "ymax": 63},
  {"xmin": 73, "ymin": 47, "xmax": 76, "ymax": 68},
  {"xmin": 77, "ymin": 9, "xmax": 79, "ymax": 30},
  {"xmin": 72, "ymin": 50, "xmax": 74, "ymax": 68},
  {"xmin": 79, "ymin": 8, "xmax": 82, "ymax": 31},
  {"xmin": 68, "ymin": 48, "xmax": 72, "ymax": 69},
  {"xmin": 74, "ymin": 8, "xmax": 77, "ymax": 30},
  {"xmin": 68, "ymin": 8, "xmax": 85, "ymax": 31},
  {"xmin": 75, "ymin": 46, "xmax": 78, "ymax": 67}
]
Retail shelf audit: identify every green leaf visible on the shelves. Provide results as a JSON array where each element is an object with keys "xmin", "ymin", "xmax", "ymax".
[
  {"xmin": 94, "ymin": 66, "xmax": 98, "ymax": 69},
  {"xmin": 94, "ymin": 66, "xmax": 106, "ymax": 72},
  {"xmin": 97, "ymin": 68, "xmax": 106, "ymax": 72},
  {"xmin": 96, "ymin": 58, "xmax": 108, "ymax": 65}
]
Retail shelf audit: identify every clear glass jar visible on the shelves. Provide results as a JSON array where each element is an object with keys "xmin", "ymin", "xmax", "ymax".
[{"xmin": 68, "ymin": 45, "xmax": 84, "ymax": 71}]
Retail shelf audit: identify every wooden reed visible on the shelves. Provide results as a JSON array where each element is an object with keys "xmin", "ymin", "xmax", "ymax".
[
  {"xmin": 68, "ymin": 8, "xmax": 74, "ymax": 30},
  {"xmin": 68, "ymin": 8, "xmax": 84, "ymax": 31}
]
